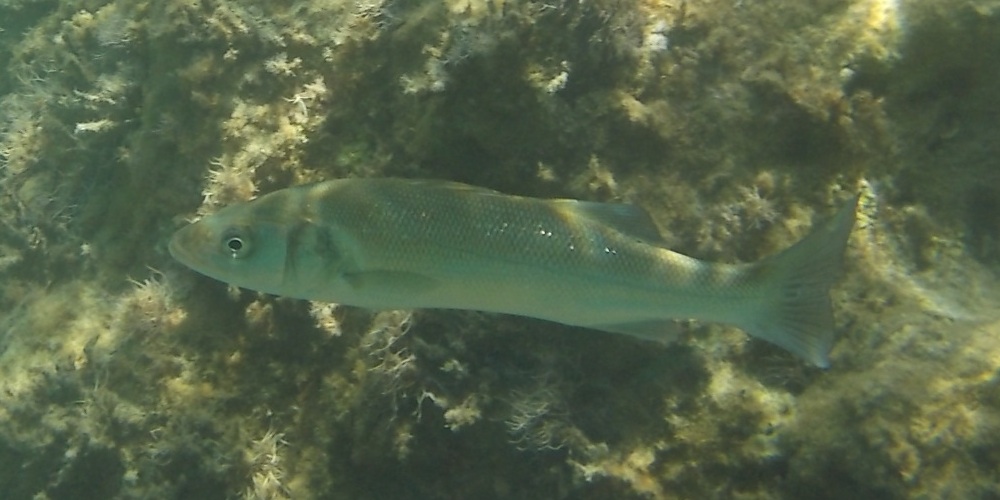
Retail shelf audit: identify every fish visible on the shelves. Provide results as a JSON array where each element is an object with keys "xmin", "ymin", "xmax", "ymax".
[{"xmin": 169, "ymin": 178, "xmax": 857, "ymax": 367}]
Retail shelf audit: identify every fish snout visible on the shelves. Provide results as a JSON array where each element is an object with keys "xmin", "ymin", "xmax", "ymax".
[{"xmin": 168, "ymin": 222, "xmax": 213, "ymax": 268}]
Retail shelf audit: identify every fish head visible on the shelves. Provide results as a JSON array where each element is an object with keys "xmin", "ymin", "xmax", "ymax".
[{"xmin": 169, "ymin": 201, "xmax": 302, "ymax": 297}]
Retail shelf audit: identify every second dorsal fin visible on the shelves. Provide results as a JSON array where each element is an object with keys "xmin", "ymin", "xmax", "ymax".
[{"xmin": 555, "ymin": 199, "xmax": 665, "ymax": 244}]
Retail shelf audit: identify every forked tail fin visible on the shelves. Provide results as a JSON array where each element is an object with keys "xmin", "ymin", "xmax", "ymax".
[{"xmin": 742, "ymin": 196, "xmax": 859, "ymax": 368}]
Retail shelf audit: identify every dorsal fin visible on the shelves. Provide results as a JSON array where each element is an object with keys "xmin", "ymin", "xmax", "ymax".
[{"xmin": 555, "ymin": 199, "xmax": 666, "ymax": 244}]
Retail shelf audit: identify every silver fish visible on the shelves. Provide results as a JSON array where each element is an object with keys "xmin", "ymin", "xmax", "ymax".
[{"xmin": 169, "ymin": 178, "xmax": 857, "ymax": 367}]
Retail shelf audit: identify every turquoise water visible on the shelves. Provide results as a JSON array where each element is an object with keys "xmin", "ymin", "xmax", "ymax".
[{"xmin": 1, "ymin": 0, "xmax": 999, "ymax": 498}]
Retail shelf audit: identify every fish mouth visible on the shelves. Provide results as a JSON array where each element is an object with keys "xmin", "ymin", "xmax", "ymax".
[{"xmin": 168, "ymin": 224, "xmax": 207, "ymax": 269}]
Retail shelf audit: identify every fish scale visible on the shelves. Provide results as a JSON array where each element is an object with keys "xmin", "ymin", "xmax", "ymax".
[{"xmin": 328, "ymin": 183, "xmax": 646, "ymax": 277}]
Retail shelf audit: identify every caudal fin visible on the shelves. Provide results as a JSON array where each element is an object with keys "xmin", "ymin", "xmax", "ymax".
[{"xmin": 742, "ymin": 196, "xmax": 859, "ymax": 368}]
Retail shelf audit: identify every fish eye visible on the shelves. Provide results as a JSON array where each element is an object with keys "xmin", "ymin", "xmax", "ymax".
[{"xmin": 221, "ymin": 227, "xmax": 253, "ymax": 259}]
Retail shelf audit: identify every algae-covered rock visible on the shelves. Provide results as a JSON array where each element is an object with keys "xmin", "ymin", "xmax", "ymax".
[{"xmin": 1, "ymin": 0, "xmax": 999, "ymax": 498}]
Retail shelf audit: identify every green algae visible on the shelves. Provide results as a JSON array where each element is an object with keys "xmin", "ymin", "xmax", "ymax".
[{"xmin": 1, "ymin": 0, "xmax": 999, "ymax": 498}]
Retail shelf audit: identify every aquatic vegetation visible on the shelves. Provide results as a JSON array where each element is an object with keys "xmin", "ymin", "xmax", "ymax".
[
  {"xmin": 308, "ymin": 301, "xmax": 342, "ymax": 337},
  {"xmin": 2, "ymin": 0, "xmax": 1000, "ymax": 497},
  {"xmin": 202, "ymin": 157, "xmax": 258, "ymax": 210},
  {"xmin": 504, "ymin": 375, "xmax": 574, "ymax": 451},
  {"xmin": 113, "ymin": 273, "xmax": 186, "ymax": 340},
  {"xmin": 361, "ymin": 310, "xmax": 418, "ymax": 403},
  {"xmin": 244, "ymin": 429, "xmax": 290, "ymax": 500}
]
